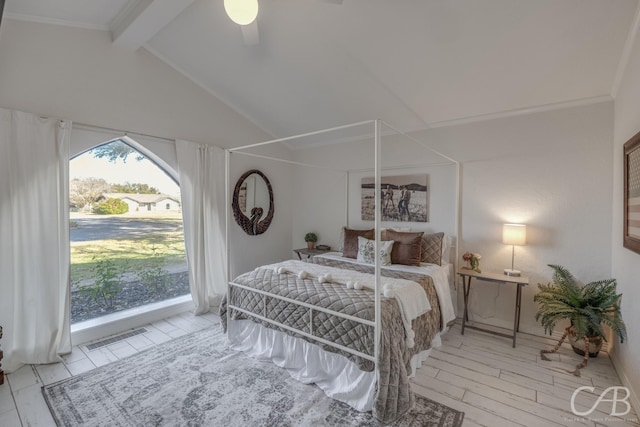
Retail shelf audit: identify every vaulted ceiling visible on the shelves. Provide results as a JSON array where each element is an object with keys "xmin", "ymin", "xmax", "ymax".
[{"xmin": 4, "ymin": 0, "xmax": 640, "ymax": 138}]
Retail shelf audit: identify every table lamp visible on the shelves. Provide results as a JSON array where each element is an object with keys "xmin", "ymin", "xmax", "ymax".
[{"xmin": 503, "ymin": 223, "xmax": 526, "ymax": 276}]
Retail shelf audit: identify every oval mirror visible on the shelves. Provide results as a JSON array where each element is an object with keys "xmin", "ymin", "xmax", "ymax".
[{"xmin": 232, "ymin": 169, "xmax": 274, "ymax": 235}]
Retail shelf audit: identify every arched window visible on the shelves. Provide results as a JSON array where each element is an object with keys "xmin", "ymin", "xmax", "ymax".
[{"xmin": 69, "ymin": 138, "xmax": 188, "ymax": 323}]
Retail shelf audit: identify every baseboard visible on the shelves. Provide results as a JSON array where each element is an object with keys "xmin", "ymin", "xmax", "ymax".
[
  {"xmin": 71, "ymin": 295, "xmax": 194, "ymax": 346},
  {"xmin": 609, "ymin": 347, "xmax": 640, "ymax": 416}
]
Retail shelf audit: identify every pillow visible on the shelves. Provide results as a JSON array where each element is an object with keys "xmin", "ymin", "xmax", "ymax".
[
  {"xmin": 441, "ymin": 234, "xmax": 453, "ymax": 263},
  {"xmin": 357, "ymin": 236, "xmax": 394, "ymax": 266},
  {"xmin": 342, "ymin": 227, "xmax": 375, "ymax": 258},
  {"xmin": 385, "ymin": 230, "xmax": 424, "ymax": 266},
  {"xmin": 380, "ymin": 227, "xmax": 411, "ymax": 241},
  {"xmin": 421, "ymin": 232, "xmax": 445, "ymax": 265}
]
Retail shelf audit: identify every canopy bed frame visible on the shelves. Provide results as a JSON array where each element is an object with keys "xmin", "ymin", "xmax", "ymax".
[{"xmin": 223, "ymin": 119, "xmax": 460, "ymax": 423}]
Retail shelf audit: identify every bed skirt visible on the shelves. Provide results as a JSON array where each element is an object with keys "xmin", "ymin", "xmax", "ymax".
[{"xmin": 227, "ymin": 319, "xmax": 442, "ymax": 413}]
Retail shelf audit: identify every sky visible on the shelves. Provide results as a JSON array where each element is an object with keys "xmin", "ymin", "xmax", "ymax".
[{"xmin": 70, "ymin": 151, "xmax": 180, "ymax": 197}]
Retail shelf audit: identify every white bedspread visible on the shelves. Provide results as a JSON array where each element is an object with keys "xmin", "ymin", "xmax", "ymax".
[
  {"xmin": 259, "ymin": 260, "xmax": 430, "ymax": 348},
  {"xmin": 317, "ymin": 253, "xmax": 457, "ymax": 328}
]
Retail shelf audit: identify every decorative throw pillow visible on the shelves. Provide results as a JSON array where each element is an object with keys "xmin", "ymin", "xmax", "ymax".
[
  {"xmin": 421, "ymin": 232, "xmax": 445, "ymax": 265},
  {"xmin": 357, "ymin": 236, "xmax": 394, "ymax": 266},
  {"xmin": 385, "ymin": 230, "xmax": 424, "ymax": 266},
  {"xmin": 342, "ymin": 227, "xmax": 375, "ymax": 258},
  {"xmin": 380, "ymin": 227, "xmax": 411, "ymax": 241}
]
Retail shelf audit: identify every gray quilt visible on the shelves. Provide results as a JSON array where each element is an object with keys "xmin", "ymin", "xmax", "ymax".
[{"xmin": 220, "ymin": 257, "xmax": 442, "ymax": 424}]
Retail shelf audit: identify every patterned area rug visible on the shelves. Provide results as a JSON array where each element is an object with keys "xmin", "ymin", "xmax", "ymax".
[{"xmin": 43, "ymin": 327, "xmax": 464, "ymax": 426}]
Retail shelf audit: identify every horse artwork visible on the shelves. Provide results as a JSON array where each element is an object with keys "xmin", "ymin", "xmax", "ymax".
[{"xmin": 361, "ymin": 174, "xmax": 429, "ymax": 222}]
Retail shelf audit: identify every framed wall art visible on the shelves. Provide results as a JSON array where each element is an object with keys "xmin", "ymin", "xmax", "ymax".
[
  {"xmin": 361, "ymin": 174, "xmax": 429, "ymax": 222},
  {"xmin": 624, "ymin": 130, "xmax": 640, "ymax": 254}
]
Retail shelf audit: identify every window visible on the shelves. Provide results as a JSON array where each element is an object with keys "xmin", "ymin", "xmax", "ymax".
[{"xmin": 69, "ymin": 139, "xmax": 188, "ymax": 323}]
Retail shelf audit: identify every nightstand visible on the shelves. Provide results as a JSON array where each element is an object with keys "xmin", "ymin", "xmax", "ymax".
[
  {"xmin": 293, "ymin": 247, "xmax": 330, "ymax": 260},
  {"xmin": 457, "ymin": 269, "xmax": 529, "ymax": 347}
]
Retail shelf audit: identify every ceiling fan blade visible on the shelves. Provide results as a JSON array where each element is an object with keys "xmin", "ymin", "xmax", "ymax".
[
  {"xmin": 241, "ymin": 20, "xmax": 259, "ymax": 46},
  {"xmin": 0, "ymin": 0, "xmax": 5, "ymax": 29}
]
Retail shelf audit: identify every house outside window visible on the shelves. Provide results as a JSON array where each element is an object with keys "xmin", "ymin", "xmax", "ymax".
[{"xmin": 69, "ymin": 139, "xmax": 188, "ymax": 324}]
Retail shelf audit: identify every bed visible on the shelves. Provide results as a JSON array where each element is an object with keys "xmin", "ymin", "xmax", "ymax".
[
  {"xmin": 222, "ymin": 120, "xmax": 460, "ymax": 423},
  {"xmin": 220, "ymin": 229, "xmax": 456, "ymax": 424}
]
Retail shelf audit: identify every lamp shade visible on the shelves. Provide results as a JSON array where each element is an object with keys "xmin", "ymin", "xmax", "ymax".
[
  {"xmin": 502, "ymin": 224, "xmax": 526, "ymax": 246},
  {"xmin": 224, "ymin": 0, "xmax": 259, "ymax": 25}
]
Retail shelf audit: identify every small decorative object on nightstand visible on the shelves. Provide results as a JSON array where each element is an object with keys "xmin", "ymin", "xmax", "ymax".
[
  {"xmin": 304, "ymin": 232, "xmax": 318, "ymax": 249},
  {"xmin": 294, "ymin": 247, "xmax": 330, "ymax": 260},
  {"xmin": 457, "ymin": 269, "xmax": 528, "ymax": 347},
  {"xmin": 461, "ymin": 251, "xmax": 482, "ymax": 273},
  {"xmin": 0, "ymin": 325, "xmax": 4, "ymax": 385}
]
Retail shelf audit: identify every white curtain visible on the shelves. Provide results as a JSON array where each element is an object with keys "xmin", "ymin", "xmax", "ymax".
[
  {"xmin": 176, "ymin": 140, "xmax": 227, "ymax": 314},
  {"xmin": 0, "ymin": 108, "xmax": 72, "ymax": 372}
]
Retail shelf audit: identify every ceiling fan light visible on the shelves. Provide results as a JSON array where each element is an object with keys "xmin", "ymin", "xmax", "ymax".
[{"xmin": 224, "ymin": 0, "xmax": 259, "ymax": 26}]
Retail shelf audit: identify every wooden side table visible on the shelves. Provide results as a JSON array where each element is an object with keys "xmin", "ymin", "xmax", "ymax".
[
  {"xmin": 457, "ymin": 269, "xmax": 529, "ymax": 347},
  {"xmin": 293, "ymin": 247, "xmax": 330, "ymax": 260}
]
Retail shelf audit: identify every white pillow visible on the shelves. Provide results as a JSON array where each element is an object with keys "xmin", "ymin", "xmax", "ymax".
[
  {"xmin": 441, "ymin": 234, "xmax": 454, "ymax": 263},
  {"xmin": 357, "ymin": 236, "xmax": 394, "ymax": 266}
]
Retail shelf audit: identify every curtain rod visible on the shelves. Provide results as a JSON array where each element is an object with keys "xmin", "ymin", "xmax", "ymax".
[{"xmin": 73, "ymin": 122, "xmax": 175, "ymax": 144}]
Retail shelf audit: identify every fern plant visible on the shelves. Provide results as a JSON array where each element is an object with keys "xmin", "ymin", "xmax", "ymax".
[
  {"xmin": 534, "ymin": 264, "xmax": 626, "ymax": 376},
  {"xmin": 534, "ymin": 264, "xmax": 626, "ymax": 343}
]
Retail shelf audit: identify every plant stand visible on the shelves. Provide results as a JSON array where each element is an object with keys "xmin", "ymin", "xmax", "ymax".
[{"xmin": 540, "ymin": 326, "xmax": 592, "ymax": 377}]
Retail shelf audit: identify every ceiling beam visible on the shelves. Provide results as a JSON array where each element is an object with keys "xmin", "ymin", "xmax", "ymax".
[{"xmin": 111, "ymin": 0, "xmax": 196, "ymax": 51}]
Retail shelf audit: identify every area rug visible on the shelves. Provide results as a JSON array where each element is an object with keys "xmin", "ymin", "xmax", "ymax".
[{"xmin": 43, "ymin": 328, "xmax": 464, "ymax": 426}]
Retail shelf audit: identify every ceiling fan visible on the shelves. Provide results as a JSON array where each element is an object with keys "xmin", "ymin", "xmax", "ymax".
[
  {"xmin": 0, "ymin": 0, "xmax": 5, "ymax": 31},
  {"xmin": 224, "ymin": 0, "xmax": 342, "ymax": 46}
]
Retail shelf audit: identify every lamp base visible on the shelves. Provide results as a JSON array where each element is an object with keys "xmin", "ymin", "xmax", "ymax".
[{"xmin": 504, "ymin": 269, "xmax": 521, "ymax": 277}]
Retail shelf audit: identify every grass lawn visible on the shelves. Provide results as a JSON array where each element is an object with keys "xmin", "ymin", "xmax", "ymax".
[{"xmin": 70, "ymin": 218, "xmax": 187, "ymax": 283}]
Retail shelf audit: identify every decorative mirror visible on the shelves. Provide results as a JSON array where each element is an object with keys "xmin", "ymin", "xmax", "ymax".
[{"xmin": 232, "ymin": 169, "xmax": 274, "ymax": 235}]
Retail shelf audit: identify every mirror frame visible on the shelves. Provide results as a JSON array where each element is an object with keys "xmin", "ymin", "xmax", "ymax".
[{"xmin": 232, "ymin": 169, "xmax": 274, "ymax": 236}]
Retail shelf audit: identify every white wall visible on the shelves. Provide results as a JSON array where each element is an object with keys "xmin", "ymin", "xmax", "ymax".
[
  {"xmin": 415, "ymin": 102, "xmax": 614, "ymax": 334},
  {"xmin": 0, "ymin": 19, "xmax": 269, "ymax": 148},
  {"xmin": 611, "ymin": 20, "xmax": 640, "ymax": 410},
  {"xmin": 292, "ymin": 104, "xmax": 614, "ymax": 336},
  {"xmin": 290, "ymin": 132, "xmax": 457, "ymax": 251}
]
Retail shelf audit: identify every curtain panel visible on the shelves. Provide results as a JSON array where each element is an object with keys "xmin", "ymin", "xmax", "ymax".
[
  {"xmin": 0, "ymin": 108, "xmax": 72, "ymax": 372},
  {"xmin": 176, "ymin": 140, "xmax": 227, "ymax": 314}
]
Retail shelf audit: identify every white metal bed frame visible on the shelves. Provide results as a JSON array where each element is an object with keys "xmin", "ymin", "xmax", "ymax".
[{"xmin": 224, "ymin": 119, "xmax": 460, "ymax": 376}]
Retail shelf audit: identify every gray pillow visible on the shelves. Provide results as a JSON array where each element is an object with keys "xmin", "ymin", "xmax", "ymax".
[{"xmin": 421, "ymin": 232, "xmax": 444, "ymax": 265}]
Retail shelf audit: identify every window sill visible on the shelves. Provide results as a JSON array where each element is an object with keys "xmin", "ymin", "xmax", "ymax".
[{"xmin": 71, "ymin": 294, "xmax": 194, "ymax": 346}]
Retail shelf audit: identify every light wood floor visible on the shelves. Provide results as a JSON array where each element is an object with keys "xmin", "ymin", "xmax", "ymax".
[
  {"xmin": 413, "ymin": 323, "xmax": 639, "ymax": 427},
  {"xmin": 0, "ymin": 314, "xmax": 637, "ymax": 426}
]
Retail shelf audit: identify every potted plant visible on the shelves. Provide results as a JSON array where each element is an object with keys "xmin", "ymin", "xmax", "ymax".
[
  {"xmin": 534, "ymin": 264, "xmax": 627, "ymax": 376},
  {"xmin": 304, "ymin": 232, "xmax": 318, "ymax": 249}
]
